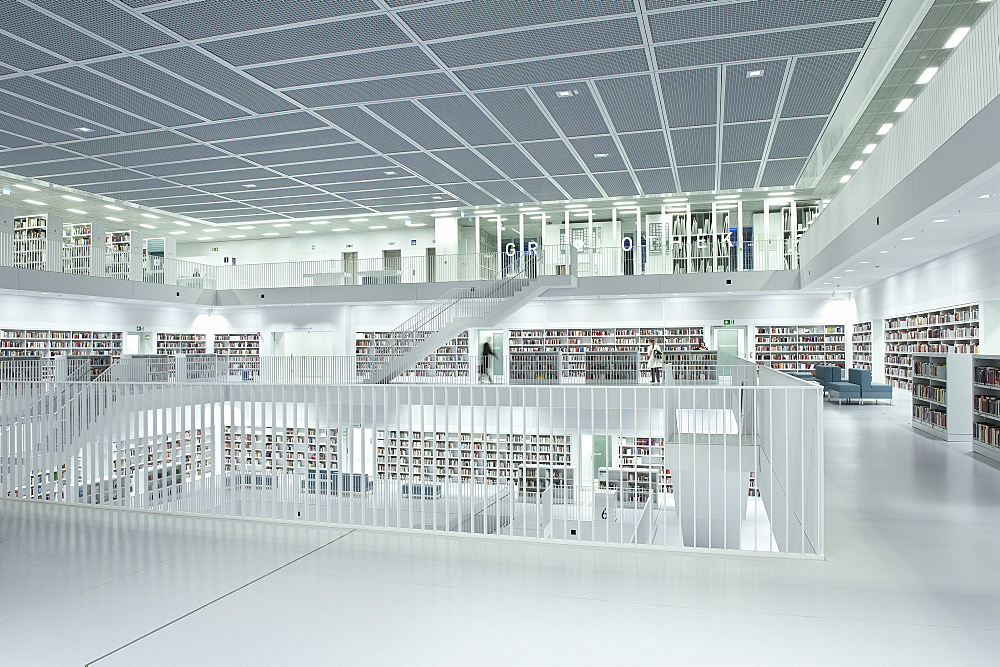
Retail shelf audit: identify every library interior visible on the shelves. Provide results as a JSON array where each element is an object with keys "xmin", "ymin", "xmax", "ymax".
[{"xmin": 2, "ymin": 0, "xmax": 1000, "ymax": 663}]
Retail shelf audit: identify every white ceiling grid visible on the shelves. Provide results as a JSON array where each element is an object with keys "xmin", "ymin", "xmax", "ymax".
[{"xmin": 0, "ymin": 0, "xmax": 889, "ymax": 224}]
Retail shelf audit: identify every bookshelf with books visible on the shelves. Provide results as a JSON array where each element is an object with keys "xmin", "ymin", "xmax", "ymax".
[
  {"xmin": 62, "ymin": 222, "xmax": 104, "ymax": 276},
  {"xmin": 518, "ymin": 464, "xmax": 575, "ymax": 501},
  {"xmin": 105, "ymin": 229, "xmax": 141, "ymax": 281},
  {"xmin": 509, "ymin": 351, "xmax": 560, "ymax": 384},
  {"xmin": 507, "ymin": 327, "xmax": 706, "ymax": 382},
  {"xmin": 852, "ymin": 322, "xmax": 873, "ymax": 372},
  {"xmin": 0, "ymin": 329, "xmax": 122, "ymax": 358},
  {"xmin": 156, "ymin": 333, "xmax": 207, "ymax": 355},
  {"xmin": 972, "ymin": 355, "xmax": 1000, "ymax": 463},
  {"xmin": 911, "ymin": 354, "xmax": 972, "ymax": 441},
  {"xmin": 355, "ymin": 330, "xmax": 470, "ymax": 379},
  {"xmin": 585, "ymin": 350, "xmax": 638, "ymax": 384},
  {"xmin": 213, "ymin": 333, "xmax": 260, "ymax": 378},
  {"xmin": 376, "ymin": 430, "xmax": 573, "ymax": 490},
  {"xmin": 753, "ymin": 325, "xmax": 846, "ymax": 371},
  {"xmin": 884, "ymin": 304, "xmax": 979, "ymax": 391},
  {"xmin": 598, "ymin": 467, "xmax": 660, "ymax": 505},
  {"xmin": 14, "ymin": 215, "xmax": 62, "ymax": 271},
  {"xmin": 223, "ymin": 425, "xmax": 339, "ymax": 474},
  {"xmin": 781, "ymin": 203, "xmax": 820, "ymax": 270}
]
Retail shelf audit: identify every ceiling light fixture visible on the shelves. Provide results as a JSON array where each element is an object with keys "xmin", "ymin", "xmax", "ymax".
[
  {"xmin": 104, "ymin": 204, "xmax": 123, "ymax": 211},
  {"xmin": 615, "ymin": 200, "xmax": 637, "ymax": 206},
  {"xmin": 14, "ymin": 184, "xmax": 38, "ymax": 191},
  {"xmin": 431, "ymin": 196, "xmax": 443, "ymax": 200},
  {"xmin": 431, "ymin": 212, "xmax": 453, "ymax": 218},
  {"xmin": 105, "ymin": 216, "xmax": 123, "ymax": 222},
  {"xmin": 746, "ymin": 69, "xmax": 764, "ymax": 78},
  {"xmin": 862, "ymin": 143, "xmax": 877, "ymax": 154},
  {"xmin": 565, "ymin": 204, "xmax": 588, "ymax": 209},
  {"xmin": 310, "ymin": 220, "xmax": 330, "ymax": 225},
  {"xmin": 593, "ymin": 153, "xmax": 609, "ymax": 158},
  {"xmin": 519, "ymin": 207, "xmax": 540, "ymax": 212},
  {"xmin": 850, "ymin": 161, "xmax": 863, "ymax": 170},
  {"xmin": 242, "ymin": 184, "xmax": 257, "ymax": 189},
  {"xmin": 273, "ymin": 223, "xmax": 291, "ymax": 227},
  {"xmin": 23, "ymin": 199, "xmax": 45, "ymax": 206},
  {"xmin": 62, "ymin": 195, "xmax": 85, "ymax": 201},
  {"xmin": 348, "ymin": 218, "xmax": 368, "ymax": 222},
  {"xmin": 876, "ymin": 123, "xmax": 893, "ymax": 135},
  {"xmin": 839, "ymin": 175, "xmax": 851, "ymax": 183},
  {"xmin": 880, "ymin": 250, "xmax": 890, "ymax": 254},
  {"xmin": 944, "ymin": 26, "xmax": 971, "ymax": 48},
  {"xmin": 894, "ymin": 98, "xmax": 914, "ymax": 112},
  {"xmin": 139, "ymin": 223, "xmax": 157, "ymax": 229},
  {"xmin": 555, "ymin": 90, "xmax": 575, "ymax": 97},
  {"xmin": 140, "ymin": 213, "xmax": 159, "ymax": 219},
  {"xmin": 662, "ymin": 198, "xmax": 688, "ymax": 203},
  {"xmin": 228, "ymin": 234, "xmax": 246, "ymax": 238},
  {"xmin": 237, "ymin": 226, "xmax": 255, "ymax": 230},
  {"xmin": 933, "ymin": 218, "xmax": 948, "ymax": 223},
  {"xmin": 174, "ymin": 221, "xmax": 191, "ymax": 227},
  {"xmin": 916, "ymin": 67, "xmax": 939, "ymax": 84},
  {"xmin": 845, "ymin": 269, "xmax": 855, "ymax": 272},
  {"xmin": 169, "ymin": 230, "xmax": 186, "ymax": 235},
  {"xmin": 262, "ymin": 232, "xmax": 279, "ymax": 236},
  {"xmin": 979, "ymin": 194, "xmax": 992, "ymax": 199},
  {"xmin": 476, "ymin": 209, "xmax": 496, "ymax": 214},
  {"xmin": 197, "ymin": 237, "xmax": 213, "ymax": 241},
  {"xmin": 66, "ymin": 208, "xmax": 87, "ymax": 214},
  {"xmin": 715, "ymin": 195, "xmax": 740, "ymax": 200},
  {"xmin": 330, "ymin": 227, "xmax": 349, "ymax": 232},
  {"xmin": 296, "ymin": 230, "xmax": 313, "ymax": 234},
  {"xmin": 368, "ymin": 225, "xmax": 387, "ymax": 229},
  {"xmin": 384, "ymin": 171, "xmax": 397, "ymax": 175},
  {"xmin": 75, "ymin": 127, "xmax": 93, "ymax": 132},
  {"xmin": 388, "ymin": 215, "xmax": 408, "ymax": 220},
  {"xmin": 901, "ymin": 237, "xmax": 914, "ymax": 241},
  {"xmin": 406, "ymin": 222, "xmax": 426, "ymax": 227}
]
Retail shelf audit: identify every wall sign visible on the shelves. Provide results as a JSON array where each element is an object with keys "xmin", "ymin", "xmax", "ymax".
[
  {"xmin": 411, "ymin": 239, "xmax": 417, "ymax": 245},
  {"xmin": 723, "ymin": 319, "xmax": 736, "ymax": 325},
  {"xmin": 135, "ymin": 326, "xmax": 144, "ymax": 331}
]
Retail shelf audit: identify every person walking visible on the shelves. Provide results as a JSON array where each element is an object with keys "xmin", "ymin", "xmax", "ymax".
[
  {"xmin": 647, "ymin": 338, "xmax": 663, "ymax": 384},
  {"xmin": 479, "ymin": 340, "xmax": 498, "ymax": 383}
]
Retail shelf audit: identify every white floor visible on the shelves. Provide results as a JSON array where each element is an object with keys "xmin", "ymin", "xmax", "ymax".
[{"xmin": 3, "ymin": 397, "xmax": 1000, "ymax": 665}]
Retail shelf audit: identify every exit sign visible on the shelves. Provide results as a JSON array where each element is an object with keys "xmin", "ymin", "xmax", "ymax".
[
  {"xmin": 723, "ymin": 319, "xmax": 735, "ymax": 325},
  {"xmin": 135, "ymin": 326, "xmax": 144, "ymax": 331}
]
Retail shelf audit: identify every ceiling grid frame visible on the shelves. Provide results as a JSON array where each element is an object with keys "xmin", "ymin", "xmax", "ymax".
[
  {"xmin": 751, "ymin": 56, "xmax": 798, "ymax": 188},
  {"xmin": 582, "ymin": 78, "xmax": 646, "ymax": 197}
]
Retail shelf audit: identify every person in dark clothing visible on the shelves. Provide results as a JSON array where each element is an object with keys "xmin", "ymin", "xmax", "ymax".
[{"xmin": 479, "ymin": 341, "xmax": 498, "ymax": 383}]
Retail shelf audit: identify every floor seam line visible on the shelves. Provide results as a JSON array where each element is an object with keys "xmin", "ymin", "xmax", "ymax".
[{"xmin": 83, "ymin": 529, "xmax": 355, "ymax": 665}]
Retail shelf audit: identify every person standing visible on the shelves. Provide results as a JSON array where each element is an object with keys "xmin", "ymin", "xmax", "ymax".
[
  {"xmin": 479, "ymin": 340, "xmax": 498, "ymax": 383},
  {"xmin": 647, "ymin": 338, "xmax": 663, "ymax": 384}
]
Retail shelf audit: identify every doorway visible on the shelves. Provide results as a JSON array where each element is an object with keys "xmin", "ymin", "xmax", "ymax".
[
  {"xmin": 124, "ymin": 332, "xmax": 141, "ymax": 355},
  {"xmin": 342, "ymin": 251, "xmax": 357, "ymax": 285},
  {"xmin": 383, "ymin": 249, "xmax": 402, "ymax": 284},
  {"xmin": 712, "ymin": 326, "xmax": 747, "ymax": 367},
  {"xmin": 426, "ymin": 247, "xmax": 436, "ymax": 283}
]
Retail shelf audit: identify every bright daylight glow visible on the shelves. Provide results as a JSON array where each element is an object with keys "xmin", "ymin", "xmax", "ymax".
[
  {"xmin": 862, "ymin": 143, "xmax": 877, "ymax": 154},
  {"xmin": 876, "ymin": 123, "xmax": 893, "ymax": 135},
  {"xmin": 850, "ymin": 161, "xmax": 863, "ymax": 170},
  {"xmin": 944, "ymin": 27, "xmax": 971, "ymax": 48},
  {"xmin": 104, "ymin": 205, "xmax": 123, "ymax": 211},
  {"xmin": 63, "ymin": 195, "xmax": 84, "ymax": 201},
  {"xmin": 14, "ymin": 184, "xmax": 38, "ymax": 191},
  {"xmin": 66, "ymin": 209, "xmax": 87, "ymax": 214},
  {"xmin": 23, "ymin": 199, "xmax": 45, "ymax": 206},
  {"xmin": 840, "ymin": 175, "xmax": 851, "ymax": 183},
  {"xmin": 916, "ymin": 67, "xmax": 939, "ymax": 84},
  {"xmin": 894, "ymin": 98, "xmax": 913, "ymax": 112}
]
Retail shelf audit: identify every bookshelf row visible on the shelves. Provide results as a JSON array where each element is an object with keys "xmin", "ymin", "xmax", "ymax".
[
  {"xmin": 356, "ymin": 330, "xmax": 470, "ymax": 379},
  {"xmin": 0, "ymin": 329, "xmax": 122, "ymax": 357},
  {"xmin": 754, "ymin": 325, "xmax": 846, "ymax": 371},
  {"xmin": 852, "ymin": 322, "xmax": 872, "ymax": 372},
  {"xmin": 885, "ymin": 305, "xmax": 980, "ymax": 390}
]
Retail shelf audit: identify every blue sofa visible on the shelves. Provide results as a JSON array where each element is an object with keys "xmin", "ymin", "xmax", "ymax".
[
  {"xmin": 813, "ymin": 365, "xmax": 845, "ymax": 391},
  {"xmin": 848, "ymin": 368, "xmax": 893, "ymax": 404}
]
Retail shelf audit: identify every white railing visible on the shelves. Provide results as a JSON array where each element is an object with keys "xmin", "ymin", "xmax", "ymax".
[{"xmin": 0, "ymin": 370, "xmax": 823, "ymax": 556}]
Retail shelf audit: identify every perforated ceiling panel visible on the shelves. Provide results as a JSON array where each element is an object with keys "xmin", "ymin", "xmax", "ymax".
[{"xmin": 0, "ymin": 0, "xmax": 890, "ymax": 218}]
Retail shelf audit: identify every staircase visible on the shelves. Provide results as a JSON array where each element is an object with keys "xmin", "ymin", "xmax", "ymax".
[{"xmin": 366, "ymin": 246, "xmax": 576, "ymax": 384}]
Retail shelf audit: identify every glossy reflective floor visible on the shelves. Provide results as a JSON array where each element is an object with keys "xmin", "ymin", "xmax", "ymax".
[{"xmin": 3, "ymin": 396, "xmax": 1000, "ymax": 665}]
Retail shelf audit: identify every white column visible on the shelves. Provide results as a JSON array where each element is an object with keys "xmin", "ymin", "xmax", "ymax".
[
  {"xmin": 44, "ymin": 214, "xmax": 63, "ymax": 272},
  {"xmin": 434, "ymin": 216, "xmax": 458, "ymax": 281},
  {"xmin": 737, "ymin": 201, "xmax": 744, "ymax": 272},
  {"xmin": 0, "ymin": 206, "xmax": 13, "ymax": 267}
]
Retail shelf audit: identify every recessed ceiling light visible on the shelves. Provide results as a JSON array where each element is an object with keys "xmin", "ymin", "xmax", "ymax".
[
  {"xmin": 310, "ymin": 220, "xmax": 331, "ymax": 225},
  {"xmin": 406, "ymin": 222, "xmax": 426, "ymax": 227},
  {"xmin": 348, "ymin": 218, "xmax": 368, "ymax": 222},
  {"xmin": 839, "ymin": 175, "xmax": 851, "ymax": 183},
  {"xmin": 880, "ymin": 250, "xmax": 890, "ymax": 254},
  {"xmin": 431, "ymin": 212, "xmax": 453, "ymax": 218},
  {"xmin": 850, "ymin": 161, "xmax": 863, "ymax": 170},
  {"xmin": 944, "ymin": 26, "xmax": 971, "ymax": 49},
  {"xmin": 104, "ymin": 204, "xmax": 124, "ymax": 211},
  {"xmin": 768, "ymin": 192, "xmax": 794, "ymax": 197},
  {"xmin": 519, "ymin": 207, "xmax": 540, "ymax": 212},
  {"xmin": 169, "ymin": 230, "xmax": 186, "ymax": 235},
  {"xmin": 62, "ymin": 195, "xmax": 84, "ymax": 201},
  {"xmin": 330, "ymin": 227, "xmax": 349, "ymax": 232},
  {"xmin": 862, "ymin": 143, "xmax": 877, "ymax": 154},
  {"xmin": 475, "ymin": 209, "xmax": 496, "ymax": 214},
  {"xmin": 860, "ymin": 261, "xmax": 870, "ymax": 264},
  {"xmin": 746, "ymin": 70, "xmax": 764, "ymax": 78},
  {"xmin": 901, "ymin": 237, "xmax": 914, "ymax": 241},
  {"xmin": 196, "ymin": 236, "xmax": 213, "ymax": 241},
  {"xmin": 296, "ymin": 230, "xmax": 313, "ymax": 234},
  {"xmin": 14, "ymin": 184, "xmax": 39, "ymax": 191},
  {"xmin": 262, "ymin": 232, "xmax": 279, "ymax": 236},
  {"xmin": 979, "ymin": 194, "xmax": 992, "ymax": 199},
  {"xmin": 140, "ymin": 213, "xmax": 159, "ymax": 219},
  {"xmin": 916, "ymin": 67, "xmax": 938, "ymax": 84},
  {"xmin": 66, "ymin": 208, "xmax": 87, "ymax": 214},
  {"xmin": 615, "ymin": 201, "xmax": 637, "ymax": 206},
  {"xmin": 174, "ymin": 220, "xmax": 191, "ymax": 226},
  {"xmin": 894, "ymin": 98, "xmax": 914, "ymax": 113},
  {"xmin": 845, "ymin": 269, "xmax": 855, "ymax": 272},
  {"xmin": 555, "ymin": 90, "xmax": 575, "ymax": 97},
  {"xmin": 228, "ymin": 234, "xmax": 246, "ymax": 238},
  {"xmin": 23, "ymin": 199, "xmax": 45, "ymax": 206},
  {"xmin": 876, "ymin": 123, "xmax": 893, "ymax": 135},
  {"xmin": 833, "ymin": 276, "xmax": 842, "ymax": 279},
  {"xmin": 933, "ymin": 218, "xmax": 948, "ymax": 223},
  {"xmin": 242, "ymin": 184, "xmax": 257, "ymax": 188},
  {"xmin": 388, "ymin": 215, "xmax": 408, "ymax": 220},
  {"xmin": 105, "ymin": 216, "xmax": 123, "ymax": 222},
  {"xmin": 368, "ymin": 225, "xmax": 387, "ymax": 229},
  {"xmin": 273, "ymin": 223, "xmax": 291, "ymax": 227},
  {"xmin": 432, "ymin": 196, "xmax": 444, "ymax": 200},
  {"xmin": 593, "ymin": 153, "xmax": 609, "ymax": 158},
  {"xmin": 139, "ymin": 223, "xmax": 157, "ymax": 229},
  {"xmin": 75, "ymin": 127, "xmax": 93, "ymax": 132},
  {"xmin": 236, "ymin": 225, "xmax": 255, "ymax": 230},
  {"xmin": 383, "ymin": 171, "xmax": 397, "ymax": 175}
]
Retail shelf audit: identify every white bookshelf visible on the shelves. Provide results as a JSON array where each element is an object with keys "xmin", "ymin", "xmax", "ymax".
[
  {"xmin": 972, "ymin": 355, "xmax": 1000, "ymax": 463},
  {"xmin": 884, "ymin": 304, "xmax": 979, "ymax": 391},
  {"xmin": 0, "ymin": 328, "xmax": 122, "ymax": 357},
  {"xmin": 156, "ymin": 333, "xmax": 207, "ymax": 355},
  {"xmin": 14, "ymin": 215, "xmax": 61, "ymax": 271},
  {"xmin": 911, "ymin": 354, "xmax": 972, "ymax": 441},
  {"xmin": 753, "ymin": 325, "xmax": 846, "ymax": 371},
  {"xmin": 781, "ymin": 203, "xmax": 820, "ymax": 270},
  {"xmin": 223, "ymin": 425, "xmax": 339, "ymax": 473},
  {"xmin": 106, "ymin": 230, "xmax": 141, "ymax": 281},
  {"xmin": 852, "ymin": 322, "xmax": 873, "ymax": 372},
  {"xmin": 509, "ymin": 351, "xmax": 560, "ymax": 384},
  {"xmin": 598, "ymin": 466, "xmax": 660, "ymax": 505},
  {"xmin": 62, "ymin": 222, "xmax": 104, "ymax": 276},
  {"xmin": 213, "ymin": 333, "xmax": 260, "ymax": 378},
  {"xmin": 585, "ymin": 350, "xmax": 638, "ymax": 384},
  {"xmin": 356, "ymin": 330, "xmax": 470, "ymax": 379}
]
